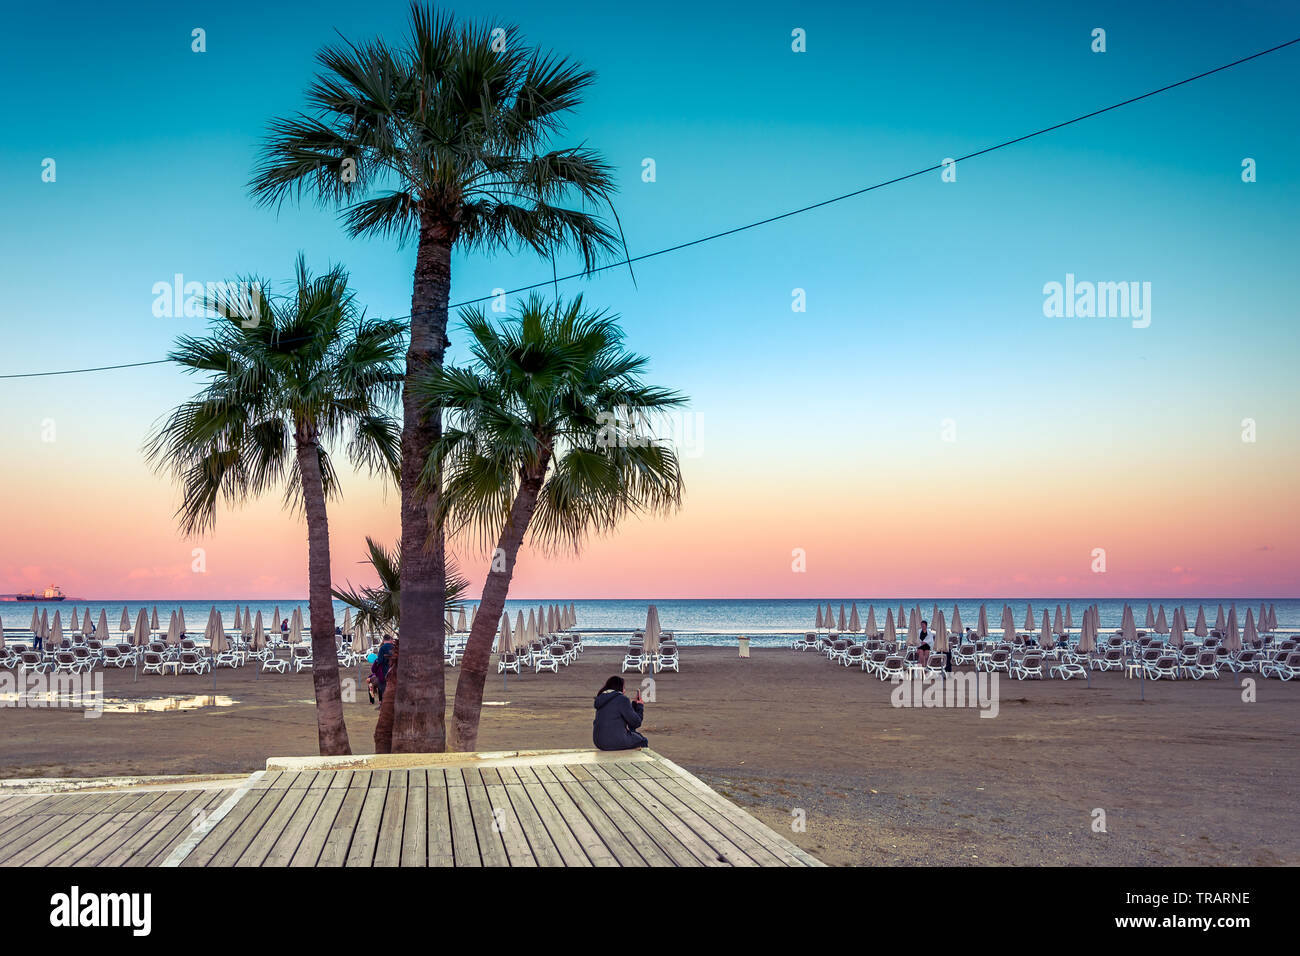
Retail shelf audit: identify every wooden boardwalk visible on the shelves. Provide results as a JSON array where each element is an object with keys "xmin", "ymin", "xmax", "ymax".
[{"xmin": 0, "ymin": 750, "xmax": 822, "ymax": 867}]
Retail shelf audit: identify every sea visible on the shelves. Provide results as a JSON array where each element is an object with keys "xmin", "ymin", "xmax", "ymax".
[{"xmin": 2, "ymin": 597, "xmax": 1295, "ymax": 647}]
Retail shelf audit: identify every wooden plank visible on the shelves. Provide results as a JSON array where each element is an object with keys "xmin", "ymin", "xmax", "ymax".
[
  {"xmin": 613, "ymin": 776, "xmax": 754, "ymax": 867},
  {"xmin": 373, "ymin": 770, "xmax": 407, "ymax": 867},
  {"xmin": 261, "ymin": 785, "xmax": 328, "ymax": 867},
  {"xmin": 521, "ymin": 778, "xmax": 592, "ymax": 866},
  {"xmin": 180, "ymin": 787, "xmax": 278, "ymax": 868},
  {"xmin": 464, "ymin": 776, "xmax": 511, "ymax": 867},
  {"xmin": 344, "ymin": 771, "xmax": 390, "ymax": 867},
  {"xmin": 315, "ymin": 773, "xmax": 372, "ymax": 868},
  {"xmin": 482, "ymin": 779, "xmax": 536, "ymax": 867},
  {"xmin": 202, "ymin": 787, "xmax": 295, "ymax": 867},
  {"xmin": 533, "ymin": 766, "xmax": 620, "ymax": 867},
  {"xmin": 289, "ymin": 777, "xmax": 350, "ymax": 867},
  {"xmin": 649, "ymin": 771, "xmax": 807, "ymax": 867},
  {"xmin": 595, "ymin": 776, "xmax": 731, "ymax": 867},
  {"xmin": 635, "ymin": 774, "xmax": 782, "ymax": 866},
  {"xmin": 549, "ymin": 766, "xmax": 648, "ymax": 867},
  {"xmin": 29, "ymin": 795, "xmax": 164, "ymax": 867},
  {"xmin": 0, "ymin": 814, "xmax": 77, "ymax": 865},
  {"xmin": 575, "ymin": 777, "xmax": 686, "ymax": 866},
  {"xmin": 104, "ymin": 790, "xmax": 217, "ymax": 867},
  {"xmin": 4, "ymin": 813, "xmax": 98, "ymax": 866},
  {"xmin": 426, "ymin": 771, "xmax": 456, "ymax": 868},
  {"xmin": 443, "ymin": 773, "xmax": 482, "ymax": 867},
  {"xmin": 75, "ymin": 790, "xmax": 194, "ymax": 867},
  {"xmin": 234, "ymin": 784, "xmax": 309, "ymax": 866},
  {"xmin": 501, "ymin": 778, "xmax": 564, "ymax": 866},
  {"xmin": 399, "ymin": 774, "xmax": 427, "ymax": 867},
  {"xmin": 0, "ymin": 795, "xmax": 45, "ymax": 819}
]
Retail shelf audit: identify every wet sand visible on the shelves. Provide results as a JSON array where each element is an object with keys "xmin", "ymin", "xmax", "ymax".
[{"xmin": 2, "ymin": 647, "xmax": 1296, "ymax": 866}]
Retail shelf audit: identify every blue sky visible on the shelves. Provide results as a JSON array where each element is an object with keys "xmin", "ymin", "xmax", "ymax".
[{"xmin": 2, "ymin": 0, "xmax": 1299, "ymax": 598}]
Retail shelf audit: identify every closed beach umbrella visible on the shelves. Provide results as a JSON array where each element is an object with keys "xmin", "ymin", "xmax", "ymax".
[
  {"xmin": 289, "ymin": 608, "xmax": 303, "ymax": 644},
  {"xmin": 1169, "ymin": 610, "xmax": 1185, "ymax": 648},
  {"xmin": 1077, "ymin": 607, "xmax": 1095, "ymax": 654},
  {"xmin": 272, "ymin": 605, "xmax": 283, "ymax": 632},
  {"xmin": 176, "ymin": 606, "xmax": 188, "ymax": 638},
  {"xmin": 1065, "ymin": 604, "xmax": 1074, "ymax": 633},
  {"xmin": 29, "ymin": 607, "xmax": 40, "ymax": 636},
  {"xmin": 341, "ymin": 608, "xmax": 352, "ymax": 640},
  {"xmin": 133, "ymin": 608, "xmax": 150, "ymax": 646},
  {"xmin": 70, "ymin": 607, "xmax": 80, "ymax": 634},
  {"xmin": 165, "ymin": 612, "xmax": 178, "ymax": 645},
  {"xmin": 906, "ymin": 611, "xmax": 920, "ymax": 647},
  {"xmin": 1268, "ymin": 604, "xmax": 1277, "ymax": 631},
  {"xmin": 838, "ymin": 604, "xmax": 847, "ymax": 632},
  {"xmin": 50, "ymin": 611, "xmax": 64, "ymax": 646},
  {"xmin": 457, "ymin": 608, "xmax": 467, "ymax": 633},
  {"xmin": 1258, "ymin": 603, "xmax": 1267, "ymax": 633},
  {"xmin": 40, "ymin": 609, "xmax": 50, "ymax": 643},
  {"xmin": 96, "ymin": 609, "xmax": 109, "ymax": 643},
  {"xmin": 1244, "ymin": 609, "xmax": 1258, "ymax": 646},
  {"xmin": 977, "ymin": 603, "xmax": 989, "ymax": 638},
  {"xmin": 1224, "ymin": 607, "xmax": 1240, "ymax": 651},
  {"xmin": 897, "ymin": 604, "xmax": 907, "ymax": 630},
  {"xmin": 119, "ymin": 607, "xmax": 131, "ymax": 635},
  {"xmin": 645, "ymin": 605, "xmax": 661, "ymax": 659},
  {"xmin": 849, "ymin": 603, "xmax": 861, "ymax": 633},
  {"xmin": 498, "ymin": 613, "xmax": 514, "ymax": 654},
  {"xmin": 1053, "ymin": 605, "xmax": 1064, "ymax": 637},
  {"xmin": 1144, "ymin": 604, "xmax": 1156, "ymax": 629},
  {"xmin": 527, "ymin": 608, "xmax": 538, "ymax": 642},
  {"xmin": 211, "ymin": 616, "xmax": 227, "ymax": 655},
  {"xmin": 1001, "ymin": 605, "xmax": 1015, "ymax": 642},
  {"xmin": 1194, "ymin": 605, "xmax": 1208, "ymax": 637},
  {"xmin": 151, "ymin": 606, "xmax": 160, "ymax": 632},
  {"xmin": 515, "ymin": 611, "xmax": 526, "ymax": 647},
  {"xmin": 251, "ymin": 611, "xmax": 266, "ymax": 651},
  {"xmin": 865, "ymin": 605, "xmax": 877, "ymax": 637},
  {"xmin": 815, "ymin": 605, "xmax": 823, "ymax": 630},
  {"xmin": 1214, "ymin": 605, "xmax": 1226, "ymax": 634},
  {"xmin": 950, "ymin": 605, "xmax": 963, "ymax": 637},
  {"xmin": 933, "ymin": 611, "xmax": 948, "ymax": 652},
  {"xmin": 1023, "ymin": 604, "xmax": 1035, "ymax": 632},
  {"xmin": 826, "ymin": 603, "xmax": 837, "ymax": 632},
  {"xmin": 1155, "ymin": 606, "xmax": 1168, "ymax": 635},
  {"xmin": 930, "ymin": 603, "xmax": 940, "ymax": 630},
  {"xmin": 1122, "ymin": 605, "xmax": 1137, "ymax": 642},
  {"xmin": 1040, "ymin": 609, "xmax": 1054, "ymax": 649},
  {"xmin": 883, "ymin": 608, "xmax": 896, "ymax": 644}
]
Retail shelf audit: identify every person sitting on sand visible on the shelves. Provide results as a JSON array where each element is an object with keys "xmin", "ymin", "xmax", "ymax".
[{"xmin": 593, "ymin": 676, "xmax": 648, "ymax": 751}]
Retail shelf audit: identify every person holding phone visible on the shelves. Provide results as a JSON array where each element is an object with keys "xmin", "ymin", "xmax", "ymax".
[{"xmin": 592, "ymin": 675, "xmax": 648, "ymax": 751}]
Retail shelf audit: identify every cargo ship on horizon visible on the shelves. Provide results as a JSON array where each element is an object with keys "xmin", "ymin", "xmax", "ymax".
[{"xmin": 13, "ymin": 585, "xmax": 66, "ymax": 602}]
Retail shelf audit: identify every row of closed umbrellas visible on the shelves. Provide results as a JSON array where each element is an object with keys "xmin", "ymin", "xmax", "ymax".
[
  {"xmin": 493, "ymin": 604, "xmax": 579, "ymax": 654},
  {"xmin": 813, "ymin": 601, "xmax": 1280, "ymax": 651}
]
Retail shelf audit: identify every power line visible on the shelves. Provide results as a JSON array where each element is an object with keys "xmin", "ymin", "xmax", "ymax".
[{"xmin": 3, "ymin": 35, "xmax": 1296, "ymax": 382}]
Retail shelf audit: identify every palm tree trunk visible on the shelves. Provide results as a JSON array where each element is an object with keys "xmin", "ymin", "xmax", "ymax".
[
  {"xmin": 392, "ymin": 216, "xmax": 455, "ymax": 753},
  {"xmin": 294, "ymin": 430, "xmax": 351, "ymax": 756},
  {"xmin": 451, "ymin": 458, "xmax": 549, "ymax": 752}
]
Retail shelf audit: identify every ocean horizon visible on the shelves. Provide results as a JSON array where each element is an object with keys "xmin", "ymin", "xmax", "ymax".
[{"xmin": 4, "ymin": 596, "xmax": 1294, "ymax": 647}]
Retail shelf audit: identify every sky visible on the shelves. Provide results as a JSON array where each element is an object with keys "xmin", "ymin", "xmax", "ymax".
[{"xmin": 1, "ymin": 0, "xmax": 1298, "ymax": 600}]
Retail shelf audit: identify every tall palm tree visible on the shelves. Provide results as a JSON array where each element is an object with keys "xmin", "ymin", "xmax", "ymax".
[
  {"xmin": 416, "ymin": 295, "xmax": 686, "ymax": 751},
  {"xmin": 332, "ymin": 538, "xmax": 468, "ymax": 753},
  {"xmin": 249, "ymin": 3, "xmax": 624, "ymax": 753},
  {"xmin": 145, "ymin": 257, "xmax": 403, "ymax": 755}
]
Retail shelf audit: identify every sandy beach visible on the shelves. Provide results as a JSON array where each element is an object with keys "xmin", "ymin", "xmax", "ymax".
[{"xmin": 3, "ymin": 647, "xmax": 1295, "ymax": 867}]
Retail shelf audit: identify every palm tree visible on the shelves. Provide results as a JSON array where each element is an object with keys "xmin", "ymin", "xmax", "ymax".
[
  {"xmin": 332, "ymin": 538, "xmax": 468, "ymax": 753},
  {"xmin": 145, "ymin": 256, "xmax": 403, "ymax": 755},
  {"xmin": 249, "ymin": 3, "xmax": 624, "ymax": 753},
  {"xmin": 416, "ymin": 295, "xmax": 686, "ymax": 751}
]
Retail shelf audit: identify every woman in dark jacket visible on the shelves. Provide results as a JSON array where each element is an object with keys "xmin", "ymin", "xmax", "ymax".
[{"xmin": 592, "ymin": 676, "xmax": 648, "ymax": 751}]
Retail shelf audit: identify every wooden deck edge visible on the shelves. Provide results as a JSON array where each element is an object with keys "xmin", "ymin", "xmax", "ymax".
[
  {"xmin": 0, "ymin": 773, "xmax": 249, "ymax": 797},
  {"xmin": 265, "ymin": 747, "xmax": 656, "ymax": 773},
  {"xmin": 647, "ymin": 751, "xmax": 828, "ymax": 867}
]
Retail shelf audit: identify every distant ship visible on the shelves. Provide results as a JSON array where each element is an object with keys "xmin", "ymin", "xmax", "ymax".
[{"xmin": 15, "ymin": 585, "xmax": 65, "ymax": 601}]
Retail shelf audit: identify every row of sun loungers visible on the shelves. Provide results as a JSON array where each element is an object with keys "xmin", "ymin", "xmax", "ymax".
[
  {"xmin": 494, "ymin": 634, "xmax": 585, "ymax": 674},
  {"xmin": 794, "ymin": 632, "xmax": 1300, "ymax": 681}
]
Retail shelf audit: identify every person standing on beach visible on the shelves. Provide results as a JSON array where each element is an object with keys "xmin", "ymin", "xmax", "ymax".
[
  {"xmin": 374, "ymin": 634, "xmax": 395, "ymax": 704},
  {"xmin": 917, "ymin": 620, "xmax": 931, "ymax": 668}
]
